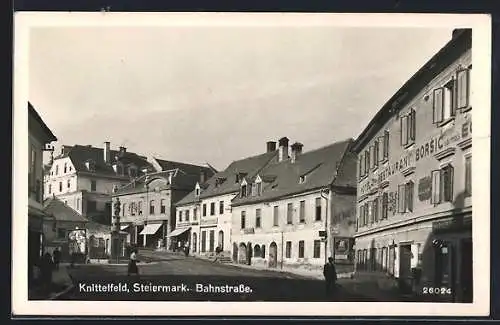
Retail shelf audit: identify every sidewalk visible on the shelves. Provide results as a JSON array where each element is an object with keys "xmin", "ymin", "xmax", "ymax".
[{"xmin": 28, "ymin": 264, "xmax": 74, "ymax": 300}]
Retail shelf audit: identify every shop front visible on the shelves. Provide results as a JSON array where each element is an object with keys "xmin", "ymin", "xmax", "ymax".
[
  {"xmin": 168, "ymin": 227, "xmax": 191, "ymax": 252},
  {"xmin": 429, "ymin": 213, "xmax": 472, "ymax": 303},
  {"xmin": 138, "ymin": 222, "xmax": 165, "ymax": 248}
]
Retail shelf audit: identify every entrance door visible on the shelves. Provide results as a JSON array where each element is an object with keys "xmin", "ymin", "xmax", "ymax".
[
  {"xmin": 269, "ymin": 242, "xmax": 278, "ymax": 268},
  {"xmin": 460, "ymin": 239, "xmax": 473, "ymax": 303},
  {"xmin": 399, "ymin": 244, "xmax": 412, "ymax": 293}
]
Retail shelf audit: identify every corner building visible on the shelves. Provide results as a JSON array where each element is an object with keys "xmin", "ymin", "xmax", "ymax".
[{"xmin": 352, "ymin": 29, "xmax": 472, "ymax": 302}]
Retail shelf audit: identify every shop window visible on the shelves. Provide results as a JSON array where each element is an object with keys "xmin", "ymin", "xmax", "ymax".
[
  {"xmin": 209, "ymin": 230, "xmax": 215, "ymax": 252},
  {"xmin": 398, "ymin": 181, "xmax": 414, "ymax": 213},
  {"xmin": 201, "ymin": 231, "xmax": 206, "ymax": 252},
  {"xmin": 431, "ymin": 164, "xmax": 454, "ymax": 205}
]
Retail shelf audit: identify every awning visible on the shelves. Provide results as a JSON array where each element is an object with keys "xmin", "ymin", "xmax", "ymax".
[
  {"xmin": 120, "ymin": 225, "xmax": 130, "ymax": 231},
  {"xmin": 139, "ymin": 223, "xmax": 163, "ymax": 236},
  {"xmin": 167, "ymin": 227, "xmax": 191, "ymax": 238}
]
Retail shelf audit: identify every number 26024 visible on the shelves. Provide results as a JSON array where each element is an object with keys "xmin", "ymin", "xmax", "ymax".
[{"xmin": 422, "ymin": 287, "xmax": 452, "ymax": 295}]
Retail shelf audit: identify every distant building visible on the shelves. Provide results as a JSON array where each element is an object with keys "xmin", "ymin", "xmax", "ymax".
[
  {"xmin": 230, "ymin": 138, "xmax": 357, "ymax": 271},
  {"xmin": 175, "ymin": 142, "xmax": 279, "ymax": 256},
  {"xmin": 28, "ymin": 102, "xmax": 57, "ymax": 285},
  {"xmin": 113, "ymin": 161, "xmax": 216, "ymax": 249},
  {"xmin": 43, "ymin": 142, "xmax": 155, "ymax": 224},
  {"xmin": 351, "ymin": 29, "xmax": 472, "ymax": 302},
  {"xmin": 43, "ymin": 197, "xmax": 89, "ymax": 260}
]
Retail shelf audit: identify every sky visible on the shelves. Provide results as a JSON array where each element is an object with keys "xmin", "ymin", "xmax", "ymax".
[{"xmin": 29, "ymin": 25, "xmax": 454, "ymax": 171}]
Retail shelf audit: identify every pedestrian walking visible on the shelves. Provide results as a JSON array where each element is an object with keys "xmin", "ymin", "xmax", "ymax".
[
  {"xmin": 52, "ymin": 247, "xmax": 61, "ymax": 270},
  {"xmin": 40, "ymin": 252, "xmax": 54, "ymax": 292},
  {"xmin": 323, "ymin": 257, "xmax": 338, "ymax": 298},
  {"xmin": 184, "ymin": 242, "xmax": 190, "ymax": 257},
  {"xmin": 127, "ymin": 248, "xmax": 139, "ymax": 276}
]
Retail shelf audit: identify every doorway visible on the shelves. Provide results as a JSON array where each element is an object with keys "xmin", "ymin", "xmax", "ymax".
[
  {"xmin": 460, "ymin": 239, "xmax": 473, "ymax": 303},
  {"xmin": 269, "ymin": 242, "xmax": 278, "ymax": 268},
  {"xmin": 399, "ymin": 244, "xmax": 412, "ymax": 293}
]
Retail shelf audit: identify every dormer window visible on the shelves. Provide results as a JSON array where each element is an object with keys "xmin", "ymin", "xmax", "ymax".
[
  {"xmin": 85, "ymin": 160, "xmax": 95, "ymax": 171},
  {"xmin": 241, "ymin": 184, "xmax": 247, "ymax": 197},
  {"xmin": 299, "ymin": 175, "xmax": 306, "ymax": 184},
  {"xmin": 254, "ymin": 175, "xmax": 263, "ymax": 196},
  {"xmin": 167, "ymin": 173, "xmax": 173, "ymax": 185},
  {"xmin": 129, "ymin": 166, "xmax": 137, "ymax": 178},
  {"xmin": 195, "ymin": 183, "xmax": 201, "ymax": 197},
  {"xmin": 113, "ymin": 162, "xmax": 125, "ymax": 175}
]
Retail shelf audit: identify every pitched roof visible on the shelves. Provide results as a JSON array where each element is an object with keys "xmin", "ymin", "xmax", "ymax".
[
  {"xmin": 231, "ymin": 139, "xmax": 356, "ymax": 206},
  {"xmin": 176, "ymin": 150, "xmax": 279, "ymax": 206},
  {"xmin": 28, "ymin": 102, "xmax": 57, "ymax": 142},
  {"xmin": 55, "ymin": 145, "xmax": 154, "ymax": 178},
  {"xmin": 352, "ymin": 28, "xmax": 471, "ymax": 153},
  {"xmin": 155, "ymin": 158, "xmax": 216, "ymax": 180},
  {"xmin": 43, "ymin": 197, "xmax": 89, "ymax": 222}
]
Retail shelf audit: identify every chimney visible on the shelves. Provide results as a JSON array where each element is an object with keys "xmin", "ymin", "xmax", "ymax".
[
  {"xmin": 266, "ymin": 141, "xmax": 277, "ymax": 153},
  {"xmin": 104, "ymin": 141, "xmax": 111, "ymax": 164},
  {"xmin": 278, "ymin": 137, "xmax": 289, "ymax": 162},
  {"xmin": 200, "ymin": 170, "xmax": 206, "ymax": 184},
  {"xmin": 119, "ymin": 146, "xmax": 126, "ymax": 156},
  {"xmin": 291, "ymin": 142, "xmax": 303, "ymax": 163}
]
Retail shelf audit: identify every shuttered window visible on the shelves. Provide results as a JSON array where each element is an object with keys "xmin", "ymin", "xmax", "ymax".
[
  {"xmin": 431, "ymin": 170, "xmax": 441, "ymax": 204},
  {"xmin": 456, "ymin": 68, "xmax": 470, "ymax": 109},
  {"xmin": 433, "ymin": 88, "xmax": 444, "ymax": 124}
]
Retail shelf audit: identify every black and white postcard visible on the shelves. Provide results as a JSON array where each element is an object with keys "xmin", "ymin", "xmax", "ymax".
[{"xmin": 13, "ymin": 12, "xmax": 491, "ymax": 317}]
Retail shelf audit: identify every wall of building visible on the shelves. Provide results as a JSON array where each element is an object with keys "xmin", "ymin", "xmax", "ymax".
[
  {"xmin": 78, "ymin": 175, "xmax": 127, "ymax": 195},
  {"xmin": 28, "ymin": 133, "xmax": 45, "ymax": 204},
  {"xmin": 231, "ymin": 190, "xmax": 329, "ymax": 267},
  {"xmin": 353, "ymin": 47, "xmax": 472, "ymax": 300},
  {"xmin": 44, "ymin": 157, "xmax": 78, "ymax": 198}
]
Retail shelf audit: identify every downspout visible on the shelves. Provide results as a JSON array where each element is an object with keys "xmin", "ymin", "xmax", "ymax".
[{"xmin": 321, "ymin": 187, "xmax": 330, "ymax": 264}]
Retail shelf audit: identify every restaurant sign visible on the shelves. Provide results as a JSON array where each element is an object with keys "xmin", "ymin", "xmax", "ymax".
[{"xmin": 359, "ymin": 124, "xmax": 467, "ymax": 196}]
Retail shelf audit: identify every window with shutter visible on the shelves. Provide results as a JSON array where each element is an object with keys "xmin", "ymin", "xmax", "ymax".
[
  {"xmin": 409, "ymin": 109, "xmax": 416, "ymax": 142},
  {"xmin": 433, "ymin": 88, "xmax": 444, "ymax": 124},
  {"xmin": 442, "ymin": 164, "xmax": 454, "ymax": 202},
  {"xmin": 405, "ymin": 181, "xmax": 414, "ymax": 212},
  {"xmin": 431, "ymin": 170, "xmax": 441, "ymax": 204},
  {"xmin": 444, "ymin": 81, "xmax": 455, "ymax": 119},
  {"xmin": 401, "ymin": 115, "xmax": 408, "ymax": 146},
  {"xmin": 382, "ymin": 192, "xmax": 388, "ymax": 219},
  {"xmin": 383, "ymin": 131, "xmax": 389, "ymax": 159},
  {"xmin": 374, "ymin": 140, "xmax": 379, "ymax": 168},
  {"xmin": 398, "ymin": 184, "xmax": 406, "ymax": 213},
  {"xmin": 456, "ymin": 69, "xmax": 470, "ymax": 109}
]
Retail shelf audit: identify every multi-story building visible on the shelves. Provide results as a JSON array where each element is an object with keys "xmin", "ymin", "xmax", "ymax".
[
  {"xmin": 114, "ymin": 161, "xmax": 216, "ymax": 249},
  {"xmin": 351, "ymin": 29, "xmax": 472, "ymax": 302},
  {"xmin": 175, "ymin": 141, "xmax": 279, "ymax": 256},
  {"xmin": 230, "ymin": 138, "xmax": 357, "ymax": 272},
  {"xmin": 28, "ymin": 102, "xmax": 57, "ymax": 286},
  {"xmin": 43, "ymin": 142, "xmax": 155, "ymax": 224}
]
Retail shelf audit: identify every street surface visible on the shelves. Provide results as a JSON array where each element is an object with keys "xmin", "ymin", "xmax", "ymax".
[{"xmin": 59, "ymin": 250, "xmax": 376, "ymax": 301}]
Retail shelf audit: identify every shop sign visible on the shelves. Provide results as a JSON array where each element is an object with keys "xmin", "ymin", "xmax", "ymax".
[
  {"xmin": 415, "ymin": 128, "xmax": 461, "ymax": 162},
  {"xmin": 418, "ymin": 176, "xmax": 432, "ymax": 201}
]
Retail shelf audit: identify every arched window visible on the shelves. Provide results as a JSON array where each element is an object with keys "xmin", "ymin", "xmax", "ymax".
[
  {"xmin": 261, "ymin": 245, "xmax": 266, "ymax": 258},
  {"xmin": 160, "ymin": 199, "xmax": 166, "ymax": 214},
  {"xmin": 254, "ymin": 244, "xmax": 261, "ymax": 257},
  {"xmin": 149, "ymin": 200, "xmax": 155, "ymax": 215}
]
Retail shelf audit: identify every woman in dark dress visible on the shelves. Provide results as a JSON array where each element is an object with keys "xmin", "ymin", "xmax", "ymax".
[{"xmin": 127, "ymin": 249, "xmax": 139, "ymax": 276}]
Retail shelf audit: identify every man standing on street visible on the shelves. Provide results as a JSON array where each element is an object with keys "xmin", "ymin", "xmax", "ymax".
[
  {"xmin": 52, "ymin": 247, "xmax": 61, "ymax": 270},
  {"xmin": 323, "ymin": 257, "xmax": 337, "ymax": 298}
]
